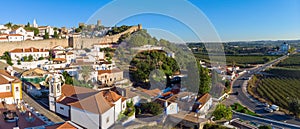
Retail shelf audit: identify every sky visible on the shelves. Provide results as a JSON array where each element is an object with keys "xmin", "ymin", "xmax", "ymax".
[{"xmin": 0, "ymin": 0, "xmax": 299, "ymax": 42}]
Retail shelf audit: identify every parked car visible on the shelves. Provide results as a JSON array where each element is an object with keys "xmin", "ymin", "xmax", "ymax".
[
  {"xmin": 263, "ymin": 102, "xmax": 270, "ymax": 107},
  {"xmin": 270, "ymin": 104, "xmax": 279, "ymax": 111},
  {"xmin": 264, "ymin": 107, "xmax": 273, "ymax": 113}
]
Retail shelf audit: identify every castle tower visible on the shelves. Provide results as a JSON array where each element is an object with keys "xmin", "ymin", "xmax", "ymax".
[
  {"xmin": 97, "ymin": 19, "xmax": 102, "ymax": 27},
  {"xmin": 48, "ymin": 73, "xmax": 65, "ymax": 112}
]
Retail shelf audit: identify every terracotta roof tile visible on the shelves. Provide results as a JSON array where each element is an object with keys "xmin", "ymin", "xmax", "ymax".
[
  {"xmin": 10, "ymin": 47, "xmax": 49, "ymax": 53},
  {"xmin": 98, "ymin": 68, "xmax": 122, "ymax": 75},
  {"xmin": 103, "ymin": 91, "xmax": 121, "ymax": 103},
  {"xmin": 8, "ymin": 34, "xmax": 23, "ymax": 36},
  {"xmin": 68, "ymin": 92, "xmax": 114, "ymax": 114},
  {"xmin": 0, "ymin": 92, "xmax": 13, "ymax": 98},
  {"xmin": 197, "ymin": 93, "xmax": 211, "ymax": 110}
]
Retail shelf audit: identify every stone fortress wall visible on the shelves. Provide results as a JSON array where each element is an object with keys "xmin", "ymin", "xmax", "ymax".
[
  {"xmin": 0, "ymin": 39, "xmax": 68, "ymax": 55},
  {"xmin": 0, "ymin": 24, "xmax": 142, "ymax": 55},
  {"xmin": 70, "ymin": 24, "xmax": 142, "ymax": 49}
]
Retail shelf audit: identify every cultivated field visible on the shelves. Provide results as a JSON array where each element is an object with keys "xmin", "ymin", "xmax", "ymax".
[
  {"xmin": 277, "ymin": 53, "xmax": 300, "ymax": 68},
  {"xmin": 249, "ymin": 53, "xmax": 300, "ymax": 111},
  {"xmin": 256, "ymin": 77, "xmax": 300, "ymax": 109},
  {"xmin": 193, "ymin": 53, "xmax": 280, "ymax": 66}
]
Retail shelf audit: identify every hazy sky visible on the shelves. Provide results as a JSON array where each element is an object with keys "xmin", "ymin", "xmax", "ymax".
[{"xmin": 0, "ymin": 0, "xmax": 299, "ymax": 42}]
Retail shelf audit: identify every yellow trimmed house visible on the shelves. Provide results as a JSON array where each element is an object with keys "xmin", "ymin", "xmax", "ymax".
[{"xmin": 0, "ymin": 69, "xmax": 22, "ymax": 104}]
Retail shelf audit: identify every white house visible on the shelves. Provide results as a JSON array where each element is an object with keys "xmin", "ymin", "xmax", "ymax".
[
  {"xmin": 56, "ymin": 52, "xmax": 76, "ymax": 63},
  {"xmin": 9, "ymin": 47, "xmax": 49, "ymax": 61},
  {"xmin": 38, "ymin": 26, "xmax": 55, "ymax": 36},
  {"xmin": 194, "ymin": 93, "xmax": 212, "ymax": 117},
  {"xmin": 0, "ymin": 34, "xmax": 9, "ymax": 42},
  {"xmin": 154, "ymin": 98, "xmax": 179, "ymax": 115},
  {"xmin": 7, "ymin": 34, "xmax": 24, "ymax": 42},
  {"xmin": 10, "ymin": 27, "xmax": 34, "ymax": 40},
  {"xmin": 93, "ymin": 43, "xmax": 112, "ymax": 51},
  {"xmin": 47, "ymin": 73, "xmax": 128, "ymax": 129},
  {"xmin": 10, "ymin": 27, "xmax": 27, "ymax": 36},
  {"xmin": 0, "ymin": 69, "xmax": 22, "ymax": 104}
]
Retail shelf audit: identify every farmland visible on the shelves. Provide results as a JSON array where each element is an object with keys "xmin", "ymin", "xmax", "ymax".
[
  {"xmin": 255, "ymin": 77, "xmax": 300, "ymax": 109},
  {"xmin": 248, "ymin": 52, "xmax": 300, "ymax": 112},
  {"xmin": 193, "ymin": 53, "xmax": 280, "ymax": 66},
  {"xmin": 277, "ymin": 53, "xmax": 300, "ymax": 68}
]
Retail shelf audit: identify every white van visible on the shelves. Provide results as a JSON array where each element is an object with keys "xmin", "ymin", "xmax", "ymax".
[{"xmin": 270, "ymin": 104, "xmax": 279, "ymax": 111}]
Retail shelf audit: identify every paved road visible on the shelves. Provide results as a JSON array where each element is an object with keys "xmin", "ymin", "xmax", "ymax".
[
  {"xmin": 233, "ymin": 111, "xmax": 300, "ymax": 129},
  {"xmin": 224, "ymin": 54, "xmax": 300, "ymax": 125},
  {"xmin": 22, "ymin": 92, "xmax": 65, "ymax": 123}
]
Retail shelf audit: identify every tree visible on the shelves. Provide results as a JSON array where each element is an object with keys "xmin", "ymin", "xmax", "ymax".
[
  {"xmin": 139, "ymin": 102, "xmax": 163, "ymax": 116},
  {"xmin": 25, "ymin": 27, "xmax": 39, "ymax": 36},
  {"xmin": 75, "ymin": 28, "xmax": 81, "ymax": 33},
  {"xmin": 198, "ymin": 64, "xmax": 211, "ymax": 95},
  {"xmin": 258, "ymin": 125, "xmax": 272, "ymax": 129},
  {"xmin": 38, "ymin": 57, "xmax": 44, "ymax": 60},
  {"xmin": 1, "ymin": 51, "xmax": 13, "ymax": 66},
  {"xmin": 22, "ymin": 56, "xmax": 28, "ymax": 62},
  {"xmin": 62, "ymin": 71, "xmax": 73, "ymax": 84},
  {"xmin": 17, "ymin": 60, "xmax": 21, "ymax": 65},
  {"xmin": 212, "ymin": 104, "xmax": 233, "ymax": 120},
  {"xmin": 53, "ymin": 31, "xmax": 59, "ymax": 39},
  {"xmin": 25, "ymin": 22, "xmax": 30, "ymax": 27},
  {"xmin": 28, "ymin": 55, "xmax": 33, "ymax": 61},
  {"xmin": 288, "ymin": 98, "xmax": 300, "ymax": 117},
  {"xmin": 44, "ymin": 30, "xmax": 49, "ymax": 39},
  {"xmin": 263, "ymin": 57, "xmax": 271, "ymax": 63},
  {"xmin": 4, "ymin": 22, "xmax": 12, "ymax": 29}
]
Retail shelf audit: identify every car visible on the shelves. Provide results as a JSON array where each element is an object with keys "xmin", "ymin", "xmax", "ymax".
[
  {"xmin": 235, "ymin": 91, "xmax": 239, "ymax": 95},
  {"xmin": 270, "ymin": 104, "xmax": 279, "ymax": 111},
  {"xmin": 263, "ymin": 102, "xmax": 270, "ymax": 107},
  {"xmin": 264, "ymin": 107, "xmax": 273, "ymax": 113}
]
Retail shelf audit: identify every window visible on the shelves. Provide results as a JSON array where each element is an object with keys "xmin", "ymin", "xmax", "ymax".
[
  {"xmin": 106, "ymin": 117, "xmax": 109, "ymax": 123},
  {"xmin": 6, "ymin": 86, "xmax": 10, "ymax": 91},
  {"xmin": 15, "ymin": 87, "xmax": 19, "ymax": 92},
  {"xmin": 50, "ymin": 84, "xmax": 54, "ymax": 93},
  {"xmin": 57, "ymin": 84, "xmax": 60, "ymax": 92}
]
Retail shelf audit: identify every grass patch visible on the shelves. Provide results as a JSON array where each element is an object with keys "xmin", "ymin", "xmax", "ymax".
[{"xmin": 231, "ymin": 103, "xmax": 259, "ymax": 117}]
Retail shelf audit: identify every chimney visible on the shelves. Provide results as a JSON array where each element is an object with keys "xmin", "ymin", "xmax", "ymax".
[
  {"xmin": 23, "ymin": 48, "xmax": 25, "ymax": 52},
  {"xmin": 31, "ymin": 47, "xmax": 33, "ymax": 52}
]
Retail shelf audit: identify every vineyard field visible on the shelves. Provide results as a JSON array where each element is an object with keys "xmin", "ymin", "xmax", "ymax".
[
  {"xmin": 256, "ymin": 77, "xmax": 300, "ymax": 109},
  {"xmin": 277, "ymin": 53, "xmax": 300, "ymax": 68},
  {"xmin": 193, "ymin": 53, "xmax": 280, "ymax": 65}
]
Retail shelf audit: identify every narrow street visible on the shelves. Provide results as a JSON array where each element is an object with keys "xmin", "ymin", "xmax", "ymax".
[{"xmin": 22, "ymin": 92, "xmax": 65, "ymax": 123}]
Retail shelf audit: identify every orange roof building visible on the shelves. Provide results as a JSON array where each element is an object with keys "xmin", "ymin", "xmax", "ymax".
[
  {"xmin": 48, "ymin": 72, "xmax": 127, "ymax": 129},
  {"xmin": 0, "ymin": 69, "xmax": 22, "ymax": 104},
  {"xmin": 9, "ymin": 47, "xmax": 49, "ymax": 61}
]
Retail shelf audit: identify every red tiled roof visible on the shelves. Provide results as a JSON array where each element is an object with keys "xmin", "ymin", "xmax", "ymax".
[
  {"xmin": 103, "ymin": 90, "xmax": 121, "ymax": 103},
  {"xmin": 98, "ymin": 68, "xmax": 122, "ymax": 75},
  {"xmin": 53, "ymin": 58, "xmax": 66, "ymax": 62},
  {"xmin": 68, "ymin": 92, "xmax": 114, "ymax": 114},
  {"xmin": 10, "ymin": 47, "xmax": 49, "ymax": 53},
  {"xmin": 8, "ymin": 34, "xmax": 23, "ymax": 36},
  {"xmin": 0, "ymin": 92, "xmax": 13, "ymax": 98},
  {"xmin": 141, "ymin": 88, "xmax": 161, "ymax": 97},
  {"xmin": 0, "ymin": 69, "xmax": 21, "ymax": 85},
  {"xmin": 46, "ymin": 121, "xmax": 79, "ymax": 129},
  {"xmin": 197, "ymin": 93, "xmax": 211, "ymax": 109}
]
